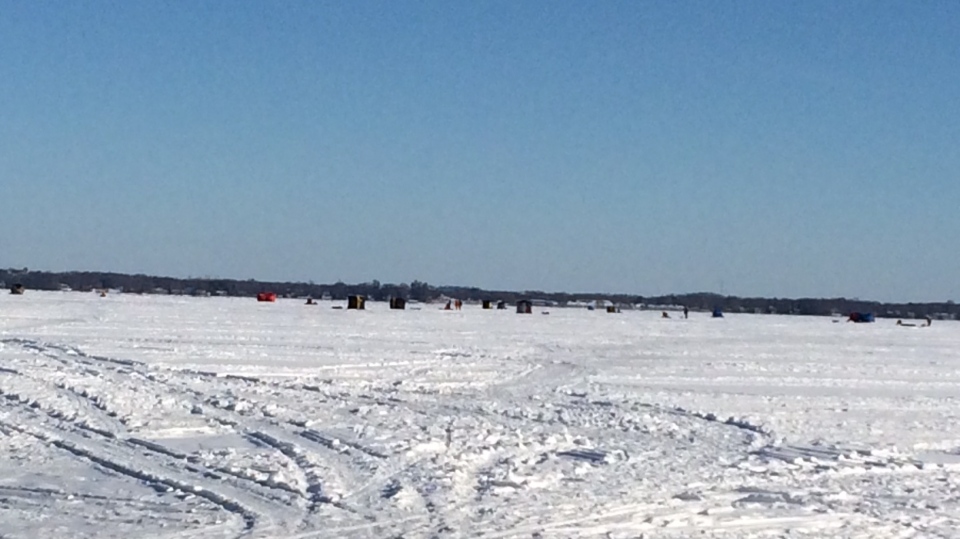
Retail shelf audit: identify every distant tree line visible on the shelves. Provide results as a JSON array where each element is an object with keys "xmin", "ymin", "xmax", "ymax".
[{"xmin": 1, "ymin": 268, "xmax": 956, "ymax": 320}]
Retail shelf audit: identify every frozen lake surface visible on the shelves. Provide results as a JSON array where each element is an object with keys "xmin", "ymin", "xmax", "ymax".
[{"xmin": 1, "ymin": 291, "xmax": 959, "ymax": 538}]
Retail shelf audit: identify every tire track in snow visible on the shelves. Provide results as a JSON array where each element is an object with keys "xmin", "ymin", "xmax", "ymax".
[
  {"xmin": 0, "ymin": 392, "xmax": 325, "ymax": 538},
  {"xmin": 0, "ymin": 339, "xmax": 137, "ymax": 434},
  {"xmin": 0, "ymin": 416, "xmax": 258, "ymax": 536},
  {"xmin": 155, "ymin": 373, "xmax": 404, "ymax": 506},
  {"xmin": 472, "ymin": 495, "xmax": 858, "ymax": 538},
  {"xmin": 6, "ymin": 335, "xmax": 805, "ymax": 538},
  {"xmin": 0, "ymin": 339, "xmax": 321, "ymax": 538},
  {"xmin": 211, "ymin": 382, "xmax": 469, "ymax": 534},
  {"xmin": 0, "ymin": 393, "xmax": 278, "ymax": 536},
  {"xmin": 245, "ymin": 430, "xmax": 369, "ymax": 517},
  {"xmin": 297, "ymin": 427, "xmax": 389, "ymax": 460},
  {"xmin": 247, "ymin": 385, "xmax": 752, "ymax": 534},
  {"xmin": 33, "ymin": 340, "xmax": 399, "ymax": 531}
]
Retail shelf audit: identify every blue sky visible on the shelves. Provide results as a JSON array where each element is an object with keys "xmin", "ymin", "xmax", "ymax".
[{"xmin": 1, "ymin": 1, "xmax": 958, "ymax": 301}]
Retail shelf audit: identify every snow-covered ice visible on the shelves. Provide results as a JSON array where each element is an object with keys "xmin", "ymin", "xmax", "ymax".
[{"xmin": 1, "ymin": 291, "xmax": 959, "ymax": 538}]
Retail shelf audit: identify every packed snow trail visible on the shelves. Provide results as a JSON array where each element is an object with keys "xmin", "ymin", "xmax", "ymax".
[{"xmin": 1, "ymin": 292, "xmax": 959, "ymax": 537}]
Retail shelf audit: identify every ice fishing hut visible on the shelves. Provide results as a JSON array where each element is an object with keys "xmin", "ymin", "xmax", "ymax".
[
  {"xmin": 848, "ymin": 312, "xmax": 875, "ymax": 323},
  {"xmin": 257, "ymin": 292, "xmax": 277, "ymax": 302},
  {"xmin": 389, "ymin": 297, "xmax": 406, "ymax": 310},
  {"xmin": 482, "ymin": 300, "xmax": 492, "ymax": 309},
  {"xmin": 496, "ymin": 300, "xmax": 507, "ymax": 310},
  {"xmin": 712, "ymin": 307, "xmax": 724, "ymax": 318},
  {"xmin": 10, "ymin": 283, "xmax": 24, "ymax": 295},
  {"xmin": 606, "ymin": 305, "xmax": 620, "ymax": 313},
  {"xmin": 516, "ymin": 300, "xmax": 533, "ymax": 314},
  {"xmin": 347, "ymin": 295, "xmax": 366, "ymax": 310}
]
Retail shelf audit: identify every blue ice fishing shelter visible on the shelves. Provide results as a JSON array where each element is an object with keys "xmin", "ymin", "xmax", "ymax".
[
  {"xmin": 848, "ymin": 312, "xmax": 875, "ymax": 323},
  {"xmin": 712, "ymin": 307, "xmax": 724, "ymax": 318}
]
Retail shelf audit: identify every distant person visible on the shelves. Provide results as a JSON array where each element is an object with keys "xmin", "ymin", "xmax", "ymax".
[
  {"xmin": 925, "ymin": 316, "xmax": 932, "ymax": 326},
  {"xmin": 683, "ymin": 306, "xmax": 689, "ymax": 319},
  {"xmin": 662, "ymin": 311, "xmax": 670, "ymax": 319},
  {"xmin": 444, "ymin": 300, "xmax": 452, "ymax": 311}
]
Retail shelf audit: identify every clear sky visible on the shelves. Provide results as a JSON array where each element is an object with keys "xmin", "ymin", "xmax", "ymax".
[{"xmin": 1, "ymin": 1, "xmax": 958, "ymax": 302}]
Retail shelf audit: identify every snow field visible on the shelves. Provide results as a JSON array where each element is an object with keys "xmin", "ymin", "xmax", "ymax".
[{"xmin": 1, "ymin": 292, "xmax": 959, "ymax": 538}]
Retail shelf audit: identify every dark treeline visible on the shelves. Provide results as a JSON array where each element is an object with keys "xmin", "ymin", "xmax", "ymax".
[{"xmin": 2, "ymin": 268, "xmax": 957, "ymax": 320}]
